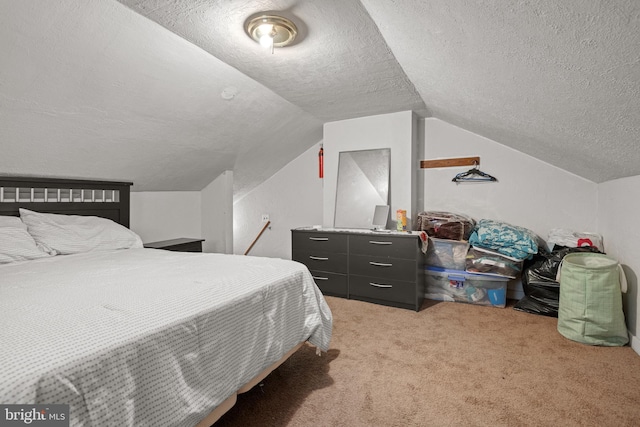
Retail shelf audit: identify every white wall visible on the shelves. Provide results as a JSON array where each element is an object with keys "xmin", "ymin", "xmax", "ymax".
[
  {"xmin": 130, "ymin": 191, "xmax": 202, "ymax": 243},
  {"xmin": 598, "ymin": 176, "xmax": 640, "ymax": 354},
  {"xmin": 421, "ymin": 118, "xmax": 598, "ymax": 240},
  {"xmin": 233, "ymin": 144, "xmax": 323, "ymax": 259},
  {"xmin": 421, "ymin": 118, "xmax": 598, "ymax": 299},
  {"xmin": 323, "ymin": 111, "xmax": 418, "ymax": 229},
  {"xmin": 129, "ymin": 172, "xmax": 232, "ymax": 253},
  {"xmin": 202, "ymin": 170, "xmax": 233, "ymax": 254}
]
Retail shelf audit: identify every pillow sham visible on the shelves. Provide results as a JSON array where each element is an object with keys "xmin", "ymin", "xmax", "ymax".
[
  {"xmin": 19, "ymin": 208, "xmax": 143, "ymax": 255},
  {"xmin": 0, "ymin": 217, "xmax": 52, "ymax": 264}
]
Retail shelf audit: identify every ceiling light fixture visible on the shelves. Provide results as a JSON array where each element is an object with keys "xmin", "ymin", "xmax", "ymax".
[{"xmin": 245, "ymin": 14, "xmax": 298, "ymax": 54}]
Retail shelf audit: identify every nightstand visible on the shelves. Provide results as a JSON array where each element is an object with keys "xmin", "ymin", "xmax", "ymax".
[{"xmin": 143, "ymin": 238, "xmax": 205, "ymax": 253}]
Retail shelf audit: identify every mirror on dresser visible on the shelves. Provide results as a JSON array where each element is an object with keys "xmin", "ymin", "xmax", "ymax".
[{"xmin": 334, "ymin": 148, "xmax": 390, "ymax": 229}]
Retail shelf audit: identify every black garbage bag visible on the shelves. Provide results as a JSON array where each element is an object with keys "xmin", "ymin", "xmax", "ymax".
[
  {"xmin": 523, "ymin": 269, "xmax": 560, "ymax": 300},
  {"xmin": 525, "ymin": 245, "xmax": 602, "ymax": 280},
  {"xmin": 514, "ymin": 296, "xmax": 559, "ymax": 317},
  {"xmin": 514, "ymin": 269, "xmax": 560, "ymax": 317},
  {"xmin": 514, "ymin": 245, "xmax": 603, "ymax": 317}
]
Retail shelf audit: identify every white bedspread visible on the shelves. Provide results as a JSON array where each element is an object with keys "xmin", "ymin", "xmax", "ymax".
[{"xmin": 0, "ymin": 249, "xmax": 332, "ymax": 426}]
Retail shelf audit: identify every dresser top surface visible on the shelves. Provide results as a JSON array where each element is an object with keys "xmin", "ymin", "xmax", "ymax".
[{"xmin": 292, "ymin": 227, "xmax": 421, "ymax": 238}]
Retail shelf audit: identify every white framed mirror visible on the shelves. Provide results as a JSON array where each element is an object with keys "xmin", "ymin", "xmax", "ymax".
[{"xmin": 334, "ymin": 148, "xmax": 390, "ymax": 229}]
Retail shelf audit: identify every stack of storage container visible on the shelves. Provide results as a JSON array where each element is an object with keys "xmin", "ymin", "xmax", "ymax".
[{"xmin": 418, "ymin": 212, "xmax": 533, "ymax": 308}]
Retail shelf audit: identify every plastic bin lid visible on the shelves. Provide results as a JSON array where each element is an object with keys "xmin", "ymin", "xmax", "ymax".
[
  {"xmin": 429, "ymin": 237, "xmax": 469, "ymax": 244},
  {"xmin": 425, "ymin": 265, "xmax": 510, "ymax": 282}
]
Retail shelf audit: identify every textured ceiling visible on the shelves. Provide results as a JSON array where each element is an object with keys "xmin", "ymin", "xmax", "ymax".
[
  {"xmin": 1, "ymin": 0, "xmax": 639, "ymax": 196},
  {"xmin": 0, "ymin": 0, "xmax": 325, "ymax": 196},
  {"xmin": 361, "ymin": 0, "xmax": 640, "ymax": 183}
]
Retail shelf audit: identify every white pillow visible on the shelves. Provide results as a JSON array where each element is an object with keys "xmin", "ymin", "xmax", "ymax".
[
  {"xmin": 0, "ymin": 216, "xmax": 52, "ymax": 264},
  {"xmin": 0, "ymin": 216, "xmax": 26, "ymax": 228},
  {"xmin": 19, "ymin": 208, "xmax": 143, "ymax": 255}
]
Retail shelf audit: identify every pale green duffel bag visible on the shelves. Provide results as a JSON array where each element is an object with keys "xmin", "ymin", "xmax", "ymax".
[{"xmin": 556, "ymin": 253, "xmax": 628, "ymax": 346}]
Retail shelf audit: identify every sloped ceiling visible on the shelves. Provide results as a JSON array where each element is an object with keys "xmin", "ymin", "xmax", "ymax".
[
  {"xmin": 1, "ymin": 1, "xmax": 638, "ymax": 198},
  {"xmin": 361, "ymin": 0, "xmax": 640, "ymax": 183}
]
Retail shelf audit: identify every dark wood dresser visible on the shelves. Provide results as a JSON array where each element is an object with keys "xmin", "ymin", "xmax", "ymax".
[
  {"xmin": 143, "ymin": 238, "xmax": 204, "ymax": 253},
  {"xmin": 292, "ymin": 229, "xmax": 424, "ymax": 311}
]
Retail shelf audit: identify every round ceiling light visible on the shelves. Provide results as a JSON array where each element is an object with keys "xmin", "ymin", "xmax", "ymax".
[{"xmin": 245, "ymin": 15, "xmax": 298, "ymax": 49}]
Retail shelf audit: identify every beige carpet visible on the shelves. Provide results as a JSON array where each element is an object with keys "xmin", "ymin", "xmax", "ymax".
[{"xmin": 216, "ymin": 296, "xmax": 640, "ymax": 426}]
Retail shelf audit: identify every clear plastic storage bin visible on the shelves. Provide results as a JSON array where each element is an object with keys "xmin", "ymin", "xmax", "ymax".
[
  {"xmin": 465, "ymin": 246, "xmax": 523, "ymax": 278},
  {"xmin": 425, "ymin": 266, "xmax": 509, "ymax": 308},
  {"xmin": 425, "ymin": 237, "xmax": 469, "ymax": 271}
]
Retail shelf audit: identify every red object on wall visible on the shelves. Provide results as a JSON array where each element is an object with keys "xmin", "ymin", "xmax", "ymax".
[{"xmin": 319, "ymin": 146, "xmax": 324, "ymax": 178}]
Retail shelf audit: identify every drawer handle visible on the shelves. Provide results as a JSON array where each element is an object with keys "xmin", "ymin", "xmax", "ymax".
[
  {"xmin": 310, "ymin": 256, "xmax": 329, "ymax": 261},
  {"xmin": 309, "ymin": 237, "xmax": 329, "ymax": 241},
  {"xmin": 369, "ymin": 261, "xmax": 393, "ymax": 267},
  {"xmin": 370, "ymin": 282, "xmax": 393, "ymax": 288},
  {"xmin": 369, "ymin": 240, "xmax": 392, "ymax": 245},
  {"xmin": 312, "ymin": 276, "xmax": 329, "ymax": 281}
]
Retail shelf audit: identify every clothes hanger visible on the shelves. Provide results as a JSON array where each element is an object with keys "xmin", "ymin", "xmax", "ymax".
[{"xmin": 452, "ymin": 162, "xmax": 498, "ymax": 183}]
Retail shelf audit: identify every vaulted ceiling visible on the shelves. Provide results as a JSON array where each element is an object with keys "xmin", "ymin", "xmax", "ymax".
[{"xmin": 1, "ymin": 1, "xmax": 638, "ymax": 198}]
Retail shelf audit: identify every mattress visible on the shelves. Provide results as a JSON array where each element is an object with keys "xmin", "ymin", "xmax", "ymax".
[{"xmin": 0, "ymin": 249, "xmax": 332, "ymax": 426}]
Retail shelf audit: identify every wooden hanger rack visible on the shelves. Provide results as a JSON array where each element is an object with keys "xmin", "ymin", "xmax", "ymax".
[
  {"xmin": 420, "ymin": 156, "xmax": 497, "ymax": 183},
  {"xmin": 420, "ymin": 156, "xmax": 480, "ymax": 169}
]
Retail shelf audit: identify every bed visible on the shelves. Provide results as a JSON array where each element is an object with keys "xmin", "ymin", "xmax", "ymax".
[{"xmin": 0, "ymin": 176, "xmax": 333, "ymax": 426}]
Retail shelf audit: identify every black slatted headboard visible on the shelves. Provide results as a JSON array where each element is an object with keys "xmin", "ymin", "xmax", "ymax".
[{"xmin": 0, "ymin": 177, "xmax": 133, "ymax": 228}]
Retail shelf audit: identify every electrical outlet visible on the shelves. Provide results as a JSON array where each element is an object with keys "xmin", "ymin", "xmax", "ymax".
[{"xmin": 261, "ymin": 214, "xmax": 270, "ymax": 223}]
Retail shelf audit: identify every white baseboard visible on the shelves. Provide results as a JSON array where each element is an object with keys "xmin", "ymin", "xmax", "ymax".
[{"xmin": 630, "ymin": 331, "xmax": 640, "ymax": 356}]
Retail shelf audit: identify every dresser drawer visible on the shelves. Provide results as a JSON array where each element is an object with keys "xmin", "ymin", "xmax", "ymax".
[
  {"xmin": 349, "ymin": 275, "xmax": 416, "ymax": 306},
  {"xmin": 309, "ymin": 270, "xmax": 348, "ymax": 297},
  {"xmin": 349, "ymin": 254, "xmax": 416, "ymax": 282},
  {"xmin": 349, "ymin": 234, "xmax": 418, "ymax": 258},
  {"xmin": 292, "ymin": 231, "xmax": 348, "ymax": 254},
  {"xmin": 291, "ymin": 229, "xmax": 424, "ymax": 311},
  {"xmin": 292, "ymin": 251, "xmax": 348, "ymax": 274}
]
